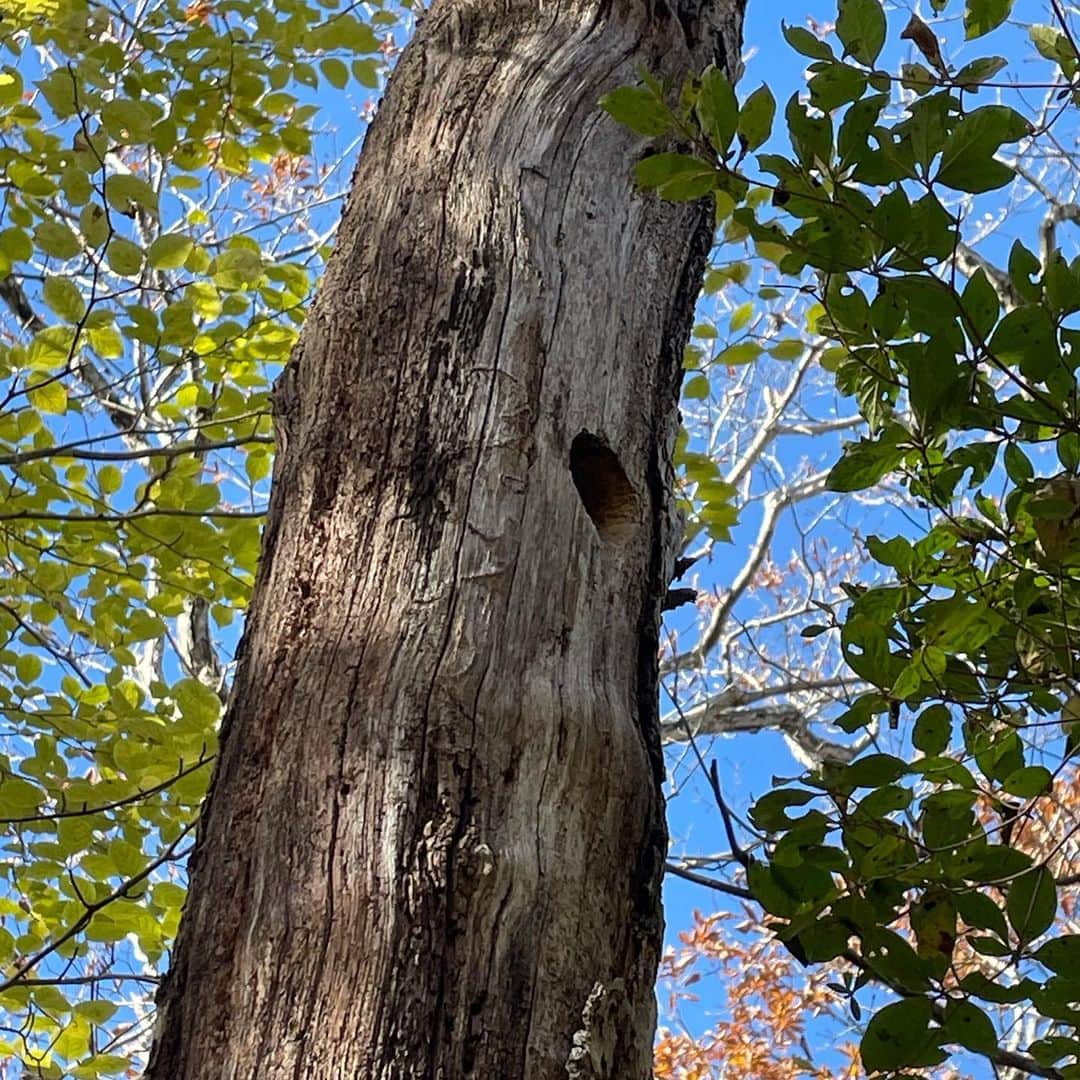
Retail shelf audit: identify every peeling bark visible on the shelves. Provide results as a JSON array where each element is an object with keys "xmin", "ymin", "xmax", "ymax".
[{"xmin": 147, "ymin": 1, "xmax": 744, "ymax": 1076}]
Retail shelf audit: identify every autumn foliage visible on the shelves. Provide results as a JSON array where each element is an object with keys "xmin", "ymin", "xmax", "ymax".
[{"xmin": 655, "ymin": 908, "xmax": 853, "ymax": 1080}]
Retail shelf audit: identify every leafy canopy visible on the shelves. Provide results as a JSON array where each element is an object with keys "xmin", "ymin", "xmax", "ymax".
[
  {"xmin": 606, "ymin": 0, "xmax": 1080, "ymax": 1075},
  {"xmin": 0, "ymin": 0, "xmax": 397, "ymax": 1073}
]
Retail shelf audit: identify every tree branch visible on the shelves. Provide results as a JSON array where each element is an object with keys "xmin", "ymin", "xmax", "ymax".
[
  {"xmin": 1040, "ymin": 202, "xmax": 1080, "ymax": 268},
  {"xmin": 0, "ymin": 270, "xmax": 141, "ymax": 427},
  {"xmin": 0, "ymin": 275, "xmax": 46, "ymax": 333},
  {"xmin": 16, "ymin": 973, "xmax": 160, "ymax": 987},
  {"xmin": 723, "ymin": 348, "xmax": 820, "ymax": 491},
  {"xmin": 0, "ymin": 818, "xmax": 196, "ymax": 995},
  {"xmin": 660, "ymin": 679, "xmax": 869, "ymax": 766},
  {"xmin": 662, "ymin": 470, "xmax": 830, "ymax": 674},
  {"xmin": 664, "ymin": 861, "xmax": 752, "ymax": 899},
  {"xmin": 954, "ymin": 242, "xmax": 1022, "ymax": 310},
  {"xmin": 0, "ymin": 755, "xmax": 212, "ymax": 825},
  {"xmin": 0, "ymin": 434, "xmax": 273, "ymax": 468}
]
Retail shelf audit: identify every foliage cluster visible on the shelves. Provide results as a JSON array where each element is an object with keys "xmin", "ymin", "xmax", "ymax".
[
  {"xmin": 655, "ymin": 907, "xmax": 860, "ymax": 1079},
  {"xmin": 606, "ymin": 0, "xmax": 1080, "ymax": 1074},
  {"xmin": 0, "ymin": 0, "xmax": 396, "ymax": 1072}
]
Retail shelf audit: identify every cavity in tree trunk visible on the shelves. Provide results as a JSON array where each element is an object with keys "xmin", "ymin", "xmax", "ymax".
[{"xmin": 147, "ymin": 1, "xmax": 744, "ymax": 1076}]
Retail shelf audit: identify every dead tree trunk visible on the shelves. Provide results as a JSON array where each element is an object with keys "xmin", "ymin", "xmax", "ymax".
[{"xmin": 147, "ymin": 1, "xmax": 743, "ymax": 1076}]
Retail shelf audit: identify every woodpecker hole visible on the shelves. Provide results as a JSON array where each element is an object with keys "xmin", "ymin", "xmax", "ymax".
[{"xmin": 569, "ymin": 432, "xmax": 639, "ymax": 543}]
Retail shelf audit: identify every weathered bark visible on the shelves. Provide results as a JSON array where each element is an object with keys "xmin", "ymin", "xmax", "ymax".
[{"xmin": 147, "ymin": 1, "xmax": 743, "ymax": 1076}]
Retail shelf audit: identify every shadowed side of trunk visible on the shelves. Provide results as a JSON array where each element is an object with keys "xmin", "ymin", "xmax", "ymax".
[{"xmin": 147, "ymin": 1, "xmax": 744, "ymax": 1076}]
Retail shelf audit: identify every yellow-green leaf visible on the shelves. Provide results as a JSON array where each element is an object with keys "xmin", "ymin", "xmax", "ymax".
[
  {"xmin": 148, "ymin": 234, "xmax": 194, "ymax": 270},
  {"xmin": 43, "ymin": 276, "xmax": 85, "ymax": 323},
  {"xmin": 27, "ymin": 378, "xmax": 68, "ymax": 415}
]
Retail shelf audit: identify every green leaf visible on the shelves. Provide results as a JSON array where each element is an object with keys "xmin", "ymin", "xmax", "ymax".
[
  {"xmin": 747, "ymin": 860, "xmax": 799, "ymax": 916},
  {"xmin": 0, "ymin": 227, "xmax": 33, "ymax": 265},
  {"xmin": 599, "ymin": 86, "xmax": 671, "ymax": 137},
  {"xmin": 73, "ymin": 1000, "xmax": 118, "ymax": 1023},
  {"xmin": 1009, "ymin": 239, "xmax": 1042, "ymax": 302},
  {"xmin": 1044, "ymin": 251, "xmax": 1077, "ymax": 315},
  {"xmin": 750, "ymin": 789, "xmax": 817, "ymax": 830},
  {"xmin": 961, "ymin": 268, "xmax": 1000, "ymax": 340},
  {"xmin": 1002, "ymin": 765, "xmax": 1052, "ymax": 797},
  {"xmin": 106, "ymin": 237, "xmax": 145, "ymax": 276},
  {"xmin": 836, "ymin": 0, "xmax": 886, "ymax": 65},
  {"xmin": 80, "ymin": 203, "xmax": 109, "ymax": 249},
  {"xmin": 842, "ymin": 753, "xmax": 908, "ymax": 788},
  {"xmin": 61, "ymin": 165, "xmax": 93, "ymax": 205},
  {"xmin": 88, "ymin": 325, "xmax": 123, "ymax": 359},
  {"xmin": 1035, "ymin": 934, "xmax": 1080, "ymax": 974},
  {"xmin": 696, "ymin": 66, "xmax": 738, "ymax": 153},
  {"xmin": 27, "ymin": 378, "xmax": 68, "ymax": 415},
  {"xmin": 808, "ymin": 62, "xmax": 868, "ymax": 112},
  {"xmin": 858, "ymin": 783, "xmax": 912, "ymax": 816},
  {"xmin": 955, "ymin": 888, "xmax": 1008, "ymax": 938},
  {"xmin": 9, "ymin": 160, "xmax": 58, "ymax": 197},
  {"xmin": 0, "ymin": 68, "xmax": 22, "ymax": 106},
  {"xmin": 827, "ymin": 435, "xmax": 905, "ymax": 492},
  {"xmin": 970, "ymin": 934, "xmax": 1010, "ymax": 956},
  {"xmin": 738, "ymin": 84, "xmax": 775, "ymax": 151},
  {"xmin": 634, "ymin": 153, "xmax": 716, "ymax": 201},
  {"xmin": 1007, "ymin": 866, "xmax": 1057, "ymax": 944},
  {"xmin": 901, "ymin": 63, "xmax": 938, "ymax": 95},
  {"xmin": 955, "ymin": 55, "xmax": 1007, "ymax": 87},
  {"xmin": 54, "ymin": 1014, "xmax": 91, "ymax": 1060},
  {"xmin": 729, "ymin": 304, "xmax": 752, "ymax": 332},
  {"xmin": 861, "ymin": 998, "xmax": 945, "ymax": 1071},
  {"xmin": 936, "ymin": 106, "xmax": 1029, "ymax": 193},
  {"xmin": 942, "ymin": 998, "xmax": 998, "ymax": 1054},
  {"xmin": 148, "ymin": 234, "xmax": 194, "ymax": 270},
  {"xmin": 962, "ymin": 970, "xmax": 1039, "ymax": 1004},
  {"xmin": 352, "ymin": 59, "xmax": 380, "ymax": 89},
  {"xmin": 1003, "ymin": 443, "xmax": 1034, "ymax": 484},
  {"xmin": 98, "ymin": 465, "xmax": 122, "ymax": 494},
  {"xmin": 716, "ymin": 341, "xmax": 762, "ymax": 366},
  {"xmin": 781, "ymin": 22, "xmax": 834, "ymax": 60},
  {"xmin": 43, "ymin": 276, "xmax": 86, "ymax": 323},
  {"xmin": 101, "ymin": 98, "xmax": 154, "ymax": 143},
  {"xmin": 785, "ymin": 93, "xmax": 833, "ymax": 170},
  {"xmin": 1029, "ymin": 1037, "xmax": 1080, "ymax": 1068},
  {"xmin": 1030, "ymin": 24, "xmax": 1078, "ymax": 68},
  {"xmin": 964, "ymin": 0, "xmax": 1012, "ymax": 39},
  {"xmin": 73, "ymin": 1053, "xmax": 131, "ymax": 1075},
  {"xmin": 683, "ymin": 374, "xmax": 710, "ymax": 399},
  {"xmin": 105, "ymin": 174, "xmax": 159, "ymax": 216},
  {"xmin": 245, "ymin": 449, "xmax": 272, "ymax": 483},
  {"xmin": 306, "ymin": 14, "xmax": 380, "ymax": 53},
  {"xmin": 14, "ymin": 652, "xmax": 42, "ymax": 683},
  {"xmin": 211, "ymin": 248, "xmax": 264, "ymax": 290},
  {"xmin": 913, "ymin": 704, "xmax": 951, "ymax": 755},
  {"xmin": 0, "ymin": 777, "xmax": 43, "ymax": 816},
  {"xmin": 989, "ymin": 305, "xmax": 1060, "ymax": 380},
  {"xmin": 173, "ymin": 677, "xmax": 222, "ymax": 727},
  {"xmin": 152, "ymin": 882, "xmax": 187, "ymax": 910},
  {"xmin": 34, "ymin": 220, "xmax": 81, "ymax": 259},
  {"xmin": 320, "ymin": 57, "xmax": 349, "ymax": 89},
  {"xmin": 769, "ymin": 338, "xmax": 804, "ymax": 360}
]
